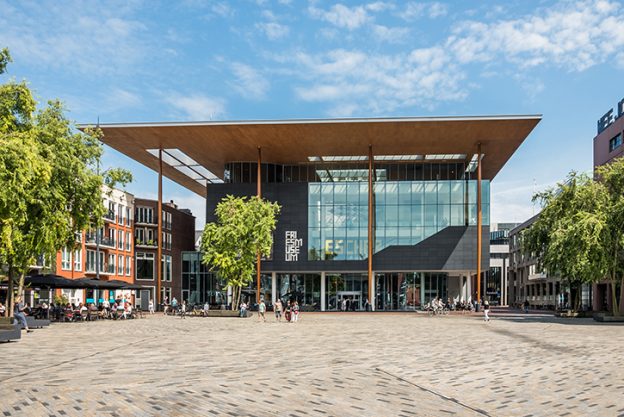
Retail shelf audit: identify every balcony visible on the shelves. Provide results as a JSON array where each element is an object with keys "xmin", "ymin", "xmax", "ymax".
[
  {"xmin": 135, "ymin": 238, "xmax": 158, "ymax": 248},
  {"xmin": 135, "ymin": 215, "xmax": 158, "ymax": 226},
  {"xmin": 103, "ymin": 211, "xmax": 116, "ymax": 222},
  {"xmin": 85, "ymin": 234, "xmax": 116, "ymax": 248}
]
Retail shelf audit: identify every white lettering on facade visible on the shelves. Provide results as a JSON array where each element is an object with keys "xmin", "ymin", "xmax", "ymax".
[
  {"xmin": 285, "ymin": 231, "xmax": 303, "ymax": 262},
  {"xmin": 597, "ymin": 97, "xmax": 624, "ymax": 134}
]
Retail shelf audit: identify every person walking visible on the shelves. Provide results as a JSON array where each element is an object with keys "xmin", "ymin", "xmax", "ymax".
[
  {"xmin": 13, "ymin": 296, "xmax": 33, "ymax": 333},
  {"xmin": 258, "ymin": 299, "xmax": 266, "ymax": 322},
  {"xmin": 292, "ymin": 301, "xmax": 300, "ymax": 322},
  {"xmin": 523, "ymin": 299, "xmax": 530, "ymax": 314},
  {"xmin": 274, "ymin": 299, "xmax": 283, "ymax": 322},
  {"xmin": 148, "ymin": 299, "xmax": 154, "ymax": 314},
  {"xmin": 180, "ymin": 300, "xmax": 187, "ymax": 319},
  {"xmin": 483, "ymin": 299, "xmax": 490, "ymax": 322}
]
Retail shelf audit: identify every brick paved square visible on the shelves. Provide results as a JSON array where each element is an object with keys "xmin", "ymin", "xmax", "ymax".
[{"xmin": 1, "ymin": 312, "xmax": 623, "ymax": 416}]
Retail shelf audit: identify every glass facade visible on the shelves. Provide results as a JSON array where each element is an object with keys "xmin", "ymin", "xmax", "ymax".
[
  {"xmin": 276, "ymin": 274, "xmax": 321, "ymax": 310},
  {"xmin": 375, "ymin": 272, "xmax": 447, "ymax": 311},
  {"xmin": 182, "ymin": 252, "xmax": 227, "ymax": 306},
  {"xmin": 325, "ymin": 273, "xmax": 369, "ymax": 311},
  {"xmin": 308, "ymin": 180, "xmax": 490, "ymax": 260}
]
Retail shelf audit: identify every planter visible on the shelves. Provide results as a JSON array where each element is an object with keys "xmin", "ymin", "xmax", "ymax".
[
  {"xmin": 555, "ymin": 310, "xmax": 591, "ymax": 318},
  {"xmin": 593, "ymin": 313, "xmax": 624, "ymax": 322},
  {"xmin": 203, "ymin": 310, "xmax": 251, "ymax": 318}
]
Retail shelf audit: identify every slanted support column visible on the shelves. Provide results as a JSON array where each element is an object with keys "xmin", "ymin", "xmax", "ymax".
[
  {"xmin": 157, "ymin": 148, "xmax": 163, "ymax": 308},
  {"xmin": 320, "ymin": 272, "xmax": 326, "ymax": 311},
  {"xmin": 476, "ymin": 143, "xmax": 482, "ymax": 303},
  {"xmin": 368, "ymin": 145, "xmax": 374, "ymax": 311},
  {"xmin": 256, "ymin": 147, "xmax": 262, "ymax": 304}
]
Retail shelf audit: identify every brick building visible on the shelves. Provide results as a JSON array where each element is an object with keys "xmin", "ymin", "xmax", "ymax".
[{"xmin": 133, "ymin": 198, "xmax": 195, "ymax": 310}]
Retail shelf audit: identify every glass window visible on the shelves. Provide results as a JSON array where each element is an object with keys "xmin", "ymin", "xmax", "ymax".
[
  {"xmin": 61, "ymin": 248, "xmax": 71, "ymax": 270},
  {"xmin": 398, "ymin": 182, "xmax": 411, "ymax": 204},
  {"xmin": 385, "ymin": 182, "xmax": 398, "ymax": 205},
  {"xmin": 437, "ymin": 181, "xmax": 450, "ymax": 205},
  {"xmin": 74, "ymin": 249, "xmax": 82, "ymax": 271},
  {"xmin": 609, "ymin": 133, "xmax": 622, "ymax": 152},
  {"xmin": 136, "ymin": 252, "xmax": 155, "ymax": 280},
  {"xmin": 424, "ymin": 182, "xmax": 437, "ymax": 205}
]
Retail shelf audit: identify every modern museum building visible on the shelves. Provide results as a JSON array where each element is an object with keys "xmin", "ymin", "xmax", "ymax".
[{"xmin": 96, "ymin": 115, "xmax": 540, "ymax": 311}]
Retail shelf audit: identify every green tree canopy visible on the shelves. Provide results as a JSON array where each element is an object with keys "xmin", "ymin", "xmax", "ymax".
[
  {"xmin": 0, "ymin": 47, "xmax": 132, "ymax": 315},
  {"xmin": 201, "ymin": 195, "xmax": 280, "ymax": 310},
  {"xmin": 523, "ymin": 168, "xmax": 624, "ymax": 314}
]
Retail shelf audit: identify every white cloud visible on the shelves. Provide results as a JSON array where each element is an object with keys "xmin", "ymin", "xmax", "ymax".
[
  {"xmin": 371, "ymin": 24, "xmax": 410, "ymax": 43},
  {"xmin": 447, "ymin": 0, "xmax": 624, "ymax": 71},
  {"xmin": 166, "ymin": 95, "xmax": 226, "ymax": 121},
  {"xmin": 309, "ymin": 4, "xmax": 371, "ymax": 30},
  {"xmin": 0, "ymin": 1, "xmax": 147, "ymax": 75},
  {"xmin": 289, "ymin": 46, "xmax": 467, "ymax": 115},
  {"xmin": 230, "ymin": 63, "xmax": 270, "ymax": 99},
  {"xmin": 256, "ymin": 21, "xmax": 290, "ymax": 40},
  {"xmin": 399, "ymin": 2, "xmax": 448, "ymax": 20},
  {"xmin": 211, "ymin": 2, "xmax": 234, "ymax": 17}
]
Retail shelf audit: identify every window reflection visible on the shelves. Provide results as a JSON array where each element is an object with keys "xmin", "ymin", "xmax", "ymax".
[{"xmin": 308, "ymin": 180, "xmax": 490, "ymax": 260}]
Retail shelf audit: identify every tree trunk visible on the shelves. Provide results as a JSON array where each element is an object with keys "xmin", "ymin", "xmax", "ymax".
[
  {"xmin": 611, "ymin": 243, "xmax": 620, "ymax": 316},
  {"xmin": 611, "ymin": 280, "xmax": 620, "ymax": 316},
  {"xmin": 17, "ymin": 271, "xmax": 25, "ymax": 305},
  {"xmin": 574, "ymin": 283, "xmax": 580, "ymax": 312},
  {"xmin": 7, "ymin": 265, "xmax": 14, "ymax": 318},
  {"xmin": 235, "ymin": 285, "xmax": 242, "ymax": 312}
]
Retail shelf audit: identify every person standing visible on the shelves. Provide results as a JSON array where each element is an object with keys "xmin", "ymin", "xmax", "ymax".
[
  {"xmin": 148, "ymin": 299, "xmax": 154, "ymax": 314},
  {"xmin": 274, "ymin": 299, "xmax": 283, "ymax": 322},
  {"xmin": 258, "ymin": 299, "xmax": 266, "ymax": 322},
  {"xmin": 523, "ymin": 299, "xmax": 529, "ymax": 314},
  {"xmin": 180, "ymin": 300, "xmax": 186, "ymax": 319},
  {"xmin": 483, "ymin": 299, "xmax": 490, "ymax": 322},
  {"xmin": 13, "ymin": 296, "xmax": 33, "ymax": 333}
]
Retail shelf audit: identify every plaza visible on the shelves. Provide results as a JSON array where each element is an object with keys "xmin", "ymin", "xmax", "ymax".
[{"xmin": 1, "ymin": 312, "xmax": 623, "ymax": 417}]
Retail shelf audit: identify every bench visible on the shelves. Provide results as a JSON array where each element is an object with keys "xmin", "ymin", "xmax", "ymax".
[
  {"xmin": 25, "ymin": 316, "xmax": 50, "ymax": 329},
  {"xmin": 0, "ymin": 318, "xmax": 21, "ymax": 343}
]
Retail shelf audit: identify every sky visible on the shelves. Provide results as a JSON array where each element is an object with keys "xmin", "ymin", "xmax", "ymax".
[{"xmin": 2, "ymin": 0, "xmax": 624, "ymax": 229}]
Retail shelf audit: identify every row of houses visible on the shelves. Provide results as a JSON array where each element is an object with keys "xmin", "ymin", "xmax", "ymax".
[{"xmin": 51, "ymin": 187, "xmax": 196, "ymax": 310}]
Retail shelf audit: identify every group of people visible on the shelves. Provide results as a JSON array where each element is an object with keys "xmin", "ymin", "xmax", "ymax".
[
  {"xmin": 250, "ymin": 298, "xmax": 300, "ymax": 323},
  {"xmin": 423, "ymin": 297, "xmax": 491, "ymax": 321},
  {"xmin": 272, "ymin": 299, "xmax": 300, "ymax": 323}
]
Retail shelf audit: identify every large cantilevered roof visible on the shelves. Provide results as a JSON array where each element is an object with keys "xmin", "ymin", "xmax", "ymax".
[{"xmin": 85, "ymin": 115, "xmax": 541, "ymax": 196}]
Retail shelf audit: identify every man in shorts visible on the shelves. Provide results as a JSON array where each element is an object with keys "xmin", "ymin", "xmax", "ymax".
[
  {"xmin": 274, "ymin": 299, "xmax": 283, "ymax": 322},
  {"xmin": 258, "ymin": 299, "xmax": 266, "ymax": 322}
]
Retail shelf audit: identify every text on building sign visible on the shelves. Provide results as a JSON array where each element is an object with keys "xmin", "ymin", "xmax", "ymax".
[
  {"xmin": 597, "ymin": 97, "xmax": 624, "ymax": 134},
  {"xmin": 285, "ymin": 231, "xmax": 303, "ymax": 262}
]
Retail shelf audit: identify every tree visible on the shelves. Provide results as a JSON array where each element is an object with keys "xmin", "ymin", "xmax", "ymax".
[
  {"xmin": 0, "ymin": 47, "xmax": 132, "ymax": 316},
  {"xmin": 201, "ymin": 195, "xmax": 280, "ymax": 311},
  {"xmin": 523, "ymin": 172, "xmax": 608, "ymax": 312},
  {"xmin": 594, "ymin": 158, "xmax": 624, "ymax": 316}
]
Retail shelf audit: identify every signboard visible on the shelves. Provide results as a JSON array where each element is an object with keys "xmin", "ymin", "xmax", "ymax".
[
  {"xmin": 285, "ymin": 231, "xmax": 303, "ymax": 261},
  {"xmin": 597, "ymin": 97, "xmax": 624, "ymax": 134}
]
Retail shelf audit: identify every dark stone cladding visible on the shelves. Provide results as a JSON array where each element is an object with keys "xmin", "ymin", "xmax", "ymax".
[{"xmin": 206, "ymin": 183, "xmax": 488, "ymax": 273}]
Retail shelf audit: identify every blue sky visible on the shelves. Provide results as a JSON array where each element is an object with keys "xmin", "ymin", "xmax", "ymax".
[{"xmin": 2, "ymin": 0, "xmax": 624, "ymax": 228}]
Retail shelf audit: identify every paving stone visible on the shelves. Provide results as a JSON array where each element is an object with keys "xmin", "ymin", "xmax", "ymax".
[{"xmin": 0, "ymin": 312, "xmax": 623, "ymax": 416}]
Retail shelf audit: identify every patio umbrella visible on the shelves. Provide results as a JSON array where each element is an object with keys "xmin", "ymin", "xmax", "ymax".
[
  {"xmin": 74, "ymin": 278, "xmax": 126, "ymax": 289},
  {"xmin": 25, "ymin": 274, "xmax": 85, "ymax": 289}
]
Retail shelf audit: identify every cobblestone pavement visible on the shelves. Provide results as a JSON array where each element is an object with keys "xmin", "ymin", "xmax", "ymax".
[{"xmin": 1, "ymin": 311, "xmax": 623, "ymax": 417}]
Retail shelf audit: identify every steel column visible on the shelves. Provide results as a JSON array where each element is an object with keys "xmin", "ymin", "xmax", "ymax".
[
  {"xmin": 476, "ymin": 143, "xmax": 482, "ymax": 303},
  {"xmin": 368, "ymin": 145, "xmax": 374, "ymax": 309},
  {"xmin": 256, "ymin": 147, "xmax": 262, "ymax": 304},
  {"xmin": 157, "ymin": 148, "xmax": 163, "ymax": 307}
]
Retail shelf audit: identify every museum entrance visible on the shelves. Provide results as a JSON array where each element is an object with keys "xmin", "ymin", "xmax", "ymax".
[{"xmin": 337, "ymin": 291, "xmax": 362, "ymax": 311}]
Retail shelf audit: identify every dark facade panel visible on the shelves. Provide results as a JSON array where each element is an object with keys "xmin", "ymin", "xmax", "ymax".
[{"xmin": 206, "ymin": 183, "xmax": 488, "ymax": 273}]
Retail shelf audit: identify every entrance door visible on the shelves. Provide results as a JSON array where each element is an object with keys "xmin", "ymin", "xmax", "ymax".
[
  {"xmin": 337, "ymin": 291, "xmax": 361, "ymax": 311},
  {"xmin": 139, "ymin": 290, "xmax": 150, "ymax": 311}
]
